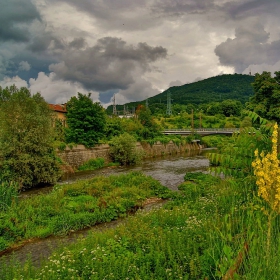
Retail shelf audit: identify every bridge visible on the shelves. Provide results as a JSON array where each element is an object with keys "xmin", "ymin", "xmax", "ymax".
[{"xmin": 162, "ymin": 128, "xmax": 240, "ymax": 136}]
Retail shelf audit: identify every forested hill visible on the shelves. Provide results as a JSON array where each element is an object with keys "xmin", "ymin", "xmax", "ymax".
[{"xmin": 106, "ymin": 74, "xmax": 255, "ymax": 114}]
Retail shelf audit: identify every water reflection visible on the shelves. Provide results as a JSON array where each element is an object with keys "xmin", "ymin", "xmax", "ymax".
[
  {"xmin": 7, "ymin": 149, "xmax": 211, "ymax": 267},
  {"xmin": 20, "ymin": 149, "xmax": 211, "ymax": 197}
]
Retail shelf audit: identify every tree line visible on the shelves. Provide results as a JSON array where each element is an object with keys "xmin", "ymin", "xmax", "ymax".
[{"xmin": 0, "ymin": 71, "xmax": 279, "ymax": 189}]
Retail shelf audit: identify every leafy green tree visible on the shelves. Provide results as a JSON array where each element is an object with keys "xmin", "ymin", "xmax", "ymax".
[
  {"xmin": 137, "ymin": 106, "xmax": 153, "ymax": 127},
  {"xmin": 136, "ymin": 106, "xmax": 161, "ymax": 139},
  {"xmin": 240, "ymin": 116, "xmax": 252, "ymax": 128},
  {"xmin": 220, "ymin": 99, "xmax": 242, "ymax": 117},
  {"xmin": 247, "ymin": 71, "xmax": 280, "ymax": 121},
  {"xmin": 0, "ymin": 86, "xmax": 61, "ymax": 189},
  {"xmin": 104, "ymin": 116, "xmax": 124, "ymax": 139},
  {"xmin": 53, "ymin": 119, "xmax": 66, "ymax": 142},
  {"xmin": 66, "ymin": 93, "xmax": 106, "ymax": 147},
  {"xmin": 206, "ymin": 102, "xmax": 223, "ymax": 116}
]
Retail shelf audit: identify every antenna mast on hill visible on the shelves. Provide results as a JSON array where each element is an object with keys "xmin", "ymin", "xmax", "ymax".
[
  {"xmin": 113, "ymin": 94, "xmax": 117, "ymax": 115},
  {"xmin": 166, "ymin": 91, "xmax": 172, "ymax": 116}
]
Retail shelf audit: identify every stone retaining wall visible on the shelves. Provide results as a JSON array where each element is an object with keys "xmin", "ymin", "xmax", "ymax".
[{"xmin": 57, "ymin": 141, "xmax": 202, "ymax": 170}]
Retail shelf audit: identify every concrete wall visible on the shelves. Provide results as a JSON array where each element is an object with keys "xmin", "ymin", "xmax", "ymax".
[{"xmin": 57, "ymin": 141, "xmax": 202, "ymax": 170}]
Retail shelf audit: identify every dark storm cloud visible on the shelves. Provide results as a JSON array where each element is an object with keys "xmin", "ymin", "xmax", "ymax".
[
  {"xmin": 98, "ymin": 89, "xmax": 118, "ymax": 104},
  {"xmin": 27, "ymin": 33, "xmax": 66, "ymax": 53},
  {"xmin": 151, "ymin": 0, "xmax": 215, "ymax": 16},
  {"xmin": 49, "ymin": 37, "xmax": 168, "ymax": 91},
  {"xmin": 0, "ymin": 0, "xmax": 40, "ymax": 42},
  {"xmin": 46, "ymin": 0, "xmax": 160, "ymax": 31},
  {"xmin": 215, "ymin": 22, "xmax": 280, "ymax": 72},
  {"xmin": 223, "ymin": 0, "xmax": 280, "ymax": 19},
  {"xmin": 69, "ymin": 38, "xmax": 87, "ymax": 49}
]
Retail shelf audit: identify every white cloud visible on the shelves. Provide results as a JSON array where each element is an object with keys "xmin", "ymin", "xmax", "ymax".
[
  {"xmin": 29, "ymin": 72, "xmax": 99, "ymax": 104},
  {"xmin": 0, "ymin": 76, "xmax": 28, "ymax": 88},
  {"xmin": 243, "ymin": 60, "xmax": 280, "ymax": 76}
]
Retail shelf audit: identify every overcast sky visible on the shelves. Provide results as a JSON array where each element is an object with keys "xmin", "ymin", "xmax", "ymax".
[{"xmin": 1, "ymin": 0, "xmax": 280, "ymax": 107}]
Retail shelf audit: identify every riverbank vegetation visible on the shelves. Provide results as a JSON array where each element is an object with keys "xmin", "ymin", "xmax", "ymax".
[
  {"xmin": 0, "ymin": 86, "xmax": 61, "ymax": 189},
  {"xmin": 1, "ymin": 71, "xmax": 279, "ymax": 189},
  {"xmin": 0, "ymin": 172, "xmax": 172, "ymax": 253},
  {"xmin": 1, "ymin": 71, "xmax": 280, "ymax": 278},
  {"xmin": 2, "ymin": 162, "xmax": 280, "ymax": 279}
]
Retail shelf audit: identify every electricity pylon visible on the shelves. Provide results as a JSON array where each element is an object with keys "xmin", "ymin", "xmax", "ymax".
[
  {"xmin": 113, "ymin": 94, "xmax": 117, "ymax": 115},
  {"xmin": 166, "ymin": 91, "xmax": 172, "ymax": 115}
]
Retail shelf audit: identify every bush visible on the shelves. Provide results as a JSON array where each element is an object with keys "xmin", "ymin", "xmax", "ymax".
[
  {"xmin": 109, "ymin": 133, "xmax": 144, "ymax": 165},
  {"xmin": 78, "ymin": 158, "xmax": 105, "ymax": 171}
]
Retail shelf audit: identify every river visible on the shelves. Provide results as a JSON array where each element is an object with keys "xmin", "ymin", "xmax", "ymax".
[{"xmin": 1, "ymin": 149, "xmax": 211, "ymax": 268}]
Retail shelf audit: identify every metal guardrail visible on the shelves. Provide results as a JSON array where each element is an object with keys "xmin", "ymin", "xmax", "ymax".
[
  {"xmin": 163, "ymin": 128, "xmax": 239, "ymax": 132},
  {"xmin": 162, "ymin": 128, "xmax": 240, "ymax": 135}
]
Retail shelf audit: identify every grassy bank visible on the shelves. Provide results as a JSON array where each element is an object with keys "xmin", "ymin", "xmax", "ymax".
[
  {"xmin": 0, "ymin": 172, "xmax": 172, "ymax": 253},
  {"xmin": 1, "ymin": 172, "xmax": 279, "ymax": 279}
]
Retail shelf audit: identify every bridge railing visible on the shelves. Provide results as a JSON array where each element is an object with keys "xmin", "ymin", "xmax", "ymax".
[{"xmin": 162, "ymin": 128, "xmax": 240, "ymax": 132}]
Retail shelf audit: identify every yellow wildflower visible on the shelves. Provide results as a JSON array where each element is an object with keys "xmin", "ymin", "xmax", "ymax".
[{"xmin": 252, "ymin": 123, "xmax": 280, "ymax": 213}]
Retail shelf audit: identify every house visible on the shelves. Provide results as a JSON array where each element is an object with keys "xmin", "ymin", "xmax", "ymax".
[{"xmin": 49, "ymin": 103, "xmax": 67, "ymax": 126}]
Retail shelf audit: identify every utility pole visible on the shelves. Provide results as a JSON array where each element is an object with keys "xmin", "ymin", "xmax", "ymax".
[
  {"xmin": 199, "ymin": 111, "xmax": 202, "ymax": 129},
  {"xmin": 166, "ymin": 91, "xmax": 172, "ymax": 116},
  {"xmin": 113, "ymin": 94, "xmax": 117, "ymax": 115},
  {"xmin": 191, "ymin": 109, "xmax": 194, "ymax": 130}
]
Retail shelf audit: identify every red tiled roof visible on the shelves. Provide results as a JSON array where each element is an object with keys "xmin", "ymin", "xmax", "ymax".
[{"xmin": 49, "ymin": 104, "xmax": 67, "ymax": 113}]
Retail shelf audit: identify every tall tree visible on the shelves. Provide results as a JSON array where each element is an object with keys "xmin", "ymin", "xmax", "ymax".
[
  {"xmin": 66, "ymin": 93, "xmax": 106, "ymax": 147},
  {"xmin": 247, "ymin": 71, "xmax": 280, "ymax": 121},
  {"xmin": 0, "ymin": 86, "xmax": 61, "ymax": 189}
]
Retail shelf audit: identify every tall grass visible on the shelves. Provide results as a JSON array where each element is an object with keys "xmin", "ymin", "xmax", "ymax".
[
  {"xmin": 1, "ymin": 173, "xmax": 279, "ymax": 279},
  {"xmin": 0, "ymin": 172, "xmax": 172, "ymax": 252},
  {"xmin": 77, "ymin": 157, "xmax": 105, "ymax": 171},
  {"xmin": 0, "ymin": 180, "xmax": 18, "ymax": 211}
]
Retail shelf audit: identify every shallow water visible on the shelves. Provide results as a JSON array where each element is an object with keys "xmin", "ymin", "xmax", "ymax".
[
  {"xmin": 20, "ymin": 149, "xmax": 210, "ymax": 198},
  {"xmin": 3, "ymin": 150, "xmax": 211, "ymax": 268}
]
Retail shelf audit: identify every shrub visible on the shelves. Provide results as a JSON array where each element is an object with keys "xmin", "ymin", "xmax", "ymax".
[{"xmin": 109, "ymin": 133, "xmax": 144, "ymax": 165}]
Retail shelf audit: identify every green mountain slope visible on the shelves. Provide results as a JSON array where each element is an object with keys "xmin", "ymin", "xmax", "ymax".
[{"xmin": 107, "ymin": 74, "xmax": 255, "ymax": 114}]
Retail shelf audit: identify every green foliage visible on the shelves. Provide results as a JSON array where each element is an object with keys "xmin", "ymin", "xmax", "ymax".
[
  {"xmin": 66, "ymin": 93, "xmax": 106, "ymax": 147},
  {"xmin": 0, "ymin": 172, "xmax": 172, "ymax": 252},
  {"xmin": 141, "ymin": 135, "xmax": 187, "ymax": 147},
  {"xmin": 201, "ymin": 135, "xmax": 227, "ymax": 148},
  {"xmin": 0, "ymin": 86, "xmax": 61, "ymax": 189},
  {"xmin": 104, "ymin": 116, "xmax": 124, "ymax": 139},
  {"xmin": 185, "ymin": 133, "xmax": 202, "ymax": 143},
  {"xmin": 78, "ymin": 158, "xmax": 105, "ymax": 171},
  {"xmin": 0, "ymin": 181, "xmax": 18, "ymax": 211},
  {"xmin": 107, "ymin": 74, "xmax": 254, "ymax": 115},
  {"xmin": 208, "ymin": 111, "xmax": 273, "ymax": 179},
  {"xmin": 220, "ymin": 99, "xmax": 242, "ymax": 117},
  {"xmin": 53, "ymin": 141, "xmax": 67, "ymax": 151},
  {"xmin": 53, "ymin": 119, "xmax": 66, "ymax": 142},
  {"xmin": 240, "ymin": 116, "xmax": 253, "ymax": 128},
  {"xmin": 109, "ymin": 133, "xmax": 144, "ymax": 165},
  {"xmin": 2, "ymin": 169, "xmax": 280, "ymax": 279},
  {"xmin": 247, "ymin": 71, "xmax": 280, "ymax": 122},
  {"xmin": 206, "ymin": 99, "xmax": 242, "ymax": 117},
  {"xmin": 2, "ymin": 118, "xmax": 280, "ymax": 279}
]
